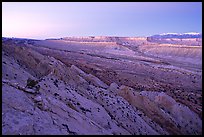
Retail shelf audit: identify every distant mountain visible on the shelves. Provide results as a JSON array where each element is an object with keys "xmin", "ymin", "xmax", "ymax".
[
  {"xmin": 147, "ymin": 32, "xmax": 202, "ymax": 46},
  {"xmin": 149, "ymin": 32, "xmax": 202, "ymax": 39}
]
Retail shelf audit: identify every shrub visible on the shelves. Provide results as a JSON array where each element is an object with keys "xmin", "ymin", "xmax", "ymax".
[
  {"xmin": 53, "ymin": 79, "xmax": 58, "ymax": 87},
  {"xmin": 26, "ymin": 78, "xmax": 38, "ymax": 89}
]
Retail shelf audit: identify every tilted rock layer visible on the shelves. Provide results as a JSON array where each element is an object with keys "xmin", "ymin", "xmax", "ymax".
[{"xmin": 2, "ymin": 38, "xmax": 202, "ymax": 135}]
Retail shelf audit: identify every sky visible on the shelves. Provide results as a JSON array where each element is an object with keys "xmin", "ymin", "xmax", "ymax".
[{"xmin": 2, "ymin": 2, "xmax": 202, "ymax": 39}]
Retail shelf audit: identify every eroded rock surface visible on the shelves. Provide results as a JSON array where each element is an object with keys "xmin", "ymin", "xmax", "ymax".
[{"xmin": 2, "ymin": 38, "xmax": 202, "ymax": 135}]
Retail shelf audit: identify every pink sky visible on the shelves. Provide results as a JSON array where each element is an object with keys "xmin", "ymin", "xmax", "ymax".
[{"xmin": 2, "ymin": 2, "xmax": 202, "ymax": 39}]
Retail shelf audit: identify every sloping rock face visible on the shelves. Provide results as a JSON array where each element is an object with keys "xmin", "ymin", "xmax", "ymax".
[
  {"xmin": 117, "ymin": 86, "xmax": 202, "ymax": 135},
  {"xmin": 2, "ymin": 39, "xmax": 202, "ymax": 135}
]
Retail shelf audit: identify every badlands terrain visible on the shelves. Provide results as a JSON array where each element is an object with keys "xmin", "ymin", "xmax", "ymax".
[{"xmin": 2, "ymin": 34, "xmax": 202, "ymax": 135}]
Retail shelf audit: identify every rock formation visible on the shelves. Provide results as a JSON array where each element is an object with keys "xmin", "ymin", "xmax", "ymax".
[{"xmin": 2, "ymin": 37, "xmax": 202, "ymax": 135}]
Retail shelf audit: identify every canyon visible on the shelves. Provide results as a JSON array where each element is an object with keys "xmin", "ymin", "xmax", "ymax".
[{"xmin": 2, "ymin": 35, "xmax": 202, "ymax": 135}]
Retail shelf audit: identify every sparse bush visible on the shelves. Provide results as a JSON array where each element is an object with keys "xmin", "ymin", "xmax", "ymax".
[
  {"xmin": 26, "ymin": 78, "xmax": 38, "ymax": 89},
  {"xmin": 77, "ymin": 102, "xmax": 80, "ymax": 105},
  {"xmin": 54, "ymin": 93, "xmax": 59, "ymax": 96},
  {"xmin": 53, "ymin": 79, "xmax": 58, "ymax": 87}
]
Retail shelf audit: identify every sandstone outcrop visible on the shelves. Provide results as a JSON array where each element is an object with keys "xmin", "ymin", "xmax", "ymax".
[{"xmin": 2, "ymin": 38, "xmax": 202, "ymax": 135}]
